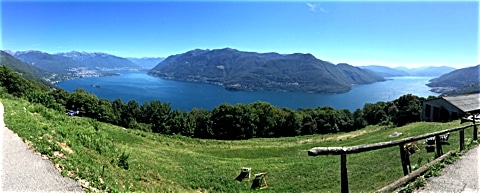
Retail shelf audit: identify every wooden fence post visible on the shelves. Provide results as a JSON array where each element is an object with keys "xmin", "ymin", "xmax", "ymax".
[
  {"xmin": 341, "ymin": 153, "xmax": 349, "ymax": 193},
  {"xmin": 435, "ymin": 135, "xmax": 443, "ymax": 158},
  {"xmin": 473, "ymin": 120, "xmax": 478, "ymax": 141},
  {"xmin": 459, "ymin": 129, "xmax": 465, "ymax": 151},
  {"xmin": 399, "ymin": 144, "xmax": 409, "ymax": 176}
]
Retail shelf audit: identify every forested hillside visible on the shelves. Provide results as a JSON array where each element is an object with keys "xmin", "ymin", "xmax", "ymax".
[
  {"xmin": 427, "ymin": 65, "xmax": 480, "ymax": 95},
  {"xmin": 427, "ymin": 65, "xmax": 479, "ymax": 88},
  {"xmin": 0, "ymin": 51, "xmax": 56, "ymax": 88},
  {"xmin": 149, "ymin": 48, "xmax": 385, "ymax": 93}
]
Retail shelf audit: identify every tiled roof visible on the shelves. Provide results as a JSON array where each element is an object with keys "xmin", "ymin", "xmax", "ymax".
[{"xmin": 443, "ymin": 93, "xmax": 480, "ymax": 112}]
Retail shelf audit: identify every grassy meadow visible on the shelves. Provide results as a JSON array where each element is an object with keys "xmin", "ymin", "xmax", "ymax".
[{"xmin": 2, "ymin": 98, "xmax": 477, "ymax": 192}]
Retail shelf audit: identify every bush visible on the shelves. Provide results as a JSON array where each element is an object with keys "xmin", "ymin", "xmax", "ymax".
[{"xmin": 117, "ymin": 150, "xmax": 130, "ymax": 170}]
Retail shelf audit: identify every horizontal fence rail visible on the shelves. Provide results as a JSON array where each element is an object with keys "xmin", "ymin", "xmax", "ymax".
[
  {"xmin": 308, "ymin": 121, "xmax": 478, "ymax": 193},
  {"xmin": 308, "ymin": 124, "xmax": 472, "ymax": 156}
]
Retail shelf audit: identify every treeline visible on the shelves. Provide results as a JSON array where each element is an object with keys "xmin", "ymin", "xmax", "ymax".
[{"xmin": 0, "ymin": 65, "xmax": 434, "ymax": 140}]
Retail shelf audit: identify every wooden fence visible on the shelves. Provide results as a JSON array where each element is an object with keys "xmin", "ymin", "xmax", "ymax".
[{"xmin": 308, "ymin": 120, "xmax": 479, "ymax": 193}]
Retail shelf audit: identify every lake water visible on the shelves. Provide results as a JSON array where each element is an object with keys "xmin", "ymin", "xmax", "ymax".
[{"xmin": 57, "ymin": 71, "xmax": 438, "ymax": 111}]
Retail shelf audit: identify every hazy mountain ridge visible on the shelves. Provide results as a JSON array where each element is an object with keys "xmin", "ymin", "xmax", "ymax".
[
  {"xmin": 127, "ymin": 57, "xmax": 165, "ymax": 70},
  {"xmin": 11, "ymin": 50, "xmax": 142, "ymax": 72},
  {"xmin": 427, "ymin": 65, "xmax": 480, "ymax": 95},
  {"xmin": 7, "ymin": 50, "xmax": 142, "ymax": 82},
  {"xmin": 148, "ymin": 48, "xmax": 385, "ymax": 93},
  {"xmin": 13, "ymin": 51, "xmax": 86, "ymax": 73},
  {"xmin": 56, "ymin": 51, "xmax": 141, "ymax": 70},
  {"xmin": 1, "ymin": 49, "xmax": 163, "ymax": 86},
  {"xmin": 360, "ymin": 65, "xmax": 455, "ymax": 77},
  {"xmin": 396, "ymin": 66, "xmax": 456, "ymax": 77},
  {"xmin": 359, "ymin": 65, "xmax": 410, "ymax": 77}
]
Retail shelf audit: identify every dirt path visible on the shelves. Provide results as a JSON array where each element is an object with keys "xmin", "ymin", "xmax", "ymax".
[
  {"xmin": 0, "ymin": 102, "xmax": 84, "ymax": 192},
  {"xmin": 415, "ymin": 145, "xmax": 480, "ymax": 193}
]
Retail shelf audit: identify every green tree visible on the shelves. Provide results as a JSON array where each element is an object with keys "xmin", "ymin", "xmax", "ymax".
[
  {"xmin": 140, "ymin": 100, "xmax": 172, "ymax": 134},
  {"xmin": 190, "ymin": 108, "xmax": 213, "ymax": 138},
  {"xmin": 335, "ymin": 109, "xmax": 354, "ymax": 132},
  {"xmin": 97, "ymin": 98, "xmax": 116, "ymax": 123},
  {"xmin": 50, "ymin": 89, "xmax": 70, "ymax": 107},
  {"xmin": 393, "ymin": 94, "xmax": 422, "ymax": 126},
  {"xmin": 25, "ymin": 91, "xmax": 62, "ymax": 111},
  {"xmin": 362, "ymin": 102, "xmax": 388, "ymax": 125},
  {"xmin": 126, "ymin": 100, "xmax": 141, "ymax": 121},
  {"xmin": 210, "ymin": 103, "xmax": 258, "ymax": 140},
  {"xmin": 299, "ymin": 111, "xmax": 317, "ymax": 135},
  {"xmin": 352, "ymin": 109, "xmax": 367, "ymax": 130},
  {"xmin": 168, "ymin": 110, "xmax": 195, "ymax": 137},
  {"xmin": 248, "ymin": 102, "xmax": 282, "ymax": 137},
  {"xmin": 66, "ymin": 89, "xmax": 99, "ymax": 118},
  {"xmin": 112, "ymin": 98, "xmax": 127, "ymax": 126},
  {"xmin": 278, "ymin": 108, "xmax": 302, "ymax": 137}
]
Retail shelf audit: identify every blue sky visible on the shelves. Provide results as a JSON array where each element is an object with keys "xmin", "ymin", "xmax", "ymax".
[{"xmin": 1, "ymin": 1, "xmax": 478, "ymax": 68}]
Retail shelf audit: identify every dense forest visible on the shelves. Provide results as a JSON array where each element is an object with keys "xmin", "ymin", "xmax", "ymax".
[{"xmin": 0, "ymin": 65, "xmax": 434, "ymax": 140}]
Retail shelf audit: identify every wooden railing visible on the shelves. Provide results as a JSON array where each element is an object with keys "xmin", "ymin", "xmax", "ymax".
[{"xmin": 308, "ymin": 120, "xmax": 479, "ymax": 193}]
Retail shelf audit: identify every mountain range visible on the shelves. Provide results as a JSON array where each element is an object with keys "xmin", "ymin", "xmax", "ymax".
[
  {"xmin": 127, "ymin": 57, "xmax": 165, "ymax": 69},
  {"xmin": 360, "ymin": 65, "xmax": 456, "ymax": 77},
  {"xmin": 2, "ymin": 48, "xmax": 476, "ymax": 95},
  {"xmin": 11, "ymin": 50, "xmax": 141, "ymax": 73},
  {"xmin": 148, "ymin": 48, "xmax": 385, "ymax": 93},
  {"xmin": 56, "ymin": 51, "xmax": 141, "ymax": 70},
  {"xmin": 427, "ymin": 65, "xmax": 480, "ymax": 95},
  {"xmin": 12, "ymin": 50, "xmax": 86, "ymax": 73},
  {"xmin": 0, "ymin": 51, "xmax": 56, "ymax": 88},
  {"xmin": 4, "ymin": 50, "xmax": 156, "ymax": 82}
]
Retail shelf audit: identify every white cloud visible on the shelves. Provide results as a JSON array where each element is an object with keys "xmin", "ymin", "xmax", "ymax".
[
  {"xmin": 318, "ymin": 6, "xmax": 327, "ymax": 13},
  {"xmin": 306, "ymin": 3, "xmax": 327, "ymax": 13},
  {"xmin": 306, "ymin": 3, "xmax": 316, "ymax": 12}
]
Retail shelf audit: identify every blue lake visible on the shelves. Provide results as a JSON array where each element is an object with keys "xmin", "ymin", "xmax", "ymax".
[{"xmin": 57, "ymin": 71, "xmax": 438, "ymax": 111}]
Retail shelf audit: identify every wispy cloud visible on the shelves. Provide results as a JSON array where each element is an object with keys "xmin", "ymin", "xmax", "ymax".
[
  {"xmin": 318, "ymin": 5, "xmax": 327, "ymax": 13},
  {"xmin": 306, "ymin": 3, "xmax": 327, "ymax": 13},
  {"xmin": 306, "ymin": 3, "xmax": 316, "ymax": 12}
]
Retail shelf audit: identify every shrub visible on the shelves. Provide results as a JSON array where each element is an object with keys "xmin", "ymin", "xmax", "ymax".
[{"xmin": 117, "ymin": 150, "xmax": 130, "ymax": 170}]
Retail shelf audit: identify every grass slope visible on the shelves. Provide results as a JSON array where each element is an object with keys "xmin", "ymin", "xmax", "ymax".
[{"xmin": 2, "ymin": 98, "xmax": 476, "ymax": 192}]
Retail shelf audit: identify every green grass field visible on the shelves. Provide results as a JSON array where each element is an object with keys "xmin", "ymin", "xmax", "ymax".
[{"xmin": 2, "ymin": 98, "xmax": 477, "ymax": 192}]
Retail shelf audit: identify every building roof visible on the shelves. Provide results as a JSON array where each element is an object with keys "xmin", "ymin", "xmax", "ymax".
[{"xmin": 443, "ymin": 93, "xmax": 480, "ymax": 112}]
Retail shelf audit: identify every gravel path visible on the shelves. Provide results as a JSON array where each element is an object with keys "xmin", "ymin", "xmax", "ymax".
[
  {"xmin": 415, "ymin": 145, "xmax": 480, "ymax": 193},
  {"xmin": 0, "ymin": 102, "xmax": 84, "ymax": 192}
]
